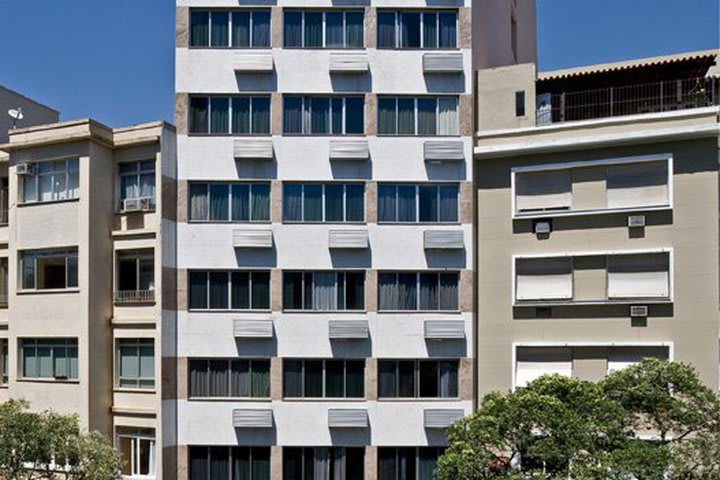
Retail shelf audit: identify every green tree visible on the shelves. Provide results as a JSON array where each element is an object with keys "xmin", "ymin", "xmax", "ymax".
[{"xmin": 0, "ymin": 399, "xmax": 122, "ymax": 480}]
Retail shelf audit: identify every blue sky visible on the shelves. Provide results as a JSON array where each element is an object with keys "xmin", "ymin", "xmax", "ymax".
[{"xmin": 0, "ymin": 0, "xmax": 717, "ymax": 127}]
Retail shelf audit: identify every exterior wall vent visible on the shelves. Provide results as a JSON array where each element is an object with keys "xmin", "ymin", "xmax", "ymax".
[
  {"xmin": 233, "ymin": 139, "xmax": 274, "ymax": 160},
  {"xmin": 630, "ymin": 305, "xmax": 648, "ymax": 317},
  {"xmin": 422, "ymin": 53, "xmax": 464, "ymax": 73},
  {"xmin": 328, "ymin": 229, "xmax": 369, "ymax": 249},
  {"xmin": 423, "ymin": 230, "xmax": 464, "ymax": 250},
  {"xmin": 628, "ymin": 215, "xmax": 646, "ymax": 227},
  {"xmin": 329, "ymin": 319, "xmax": 369, "ymax": 340},
  {"xmin": 424, "ymin": 320, "xmax": 465, "ymax": 340},
  {"xmin": 424, "ymin": 141, "xmax": 465, "ymax": 162},
  {"xmin": 234, "ymin": 52, "xmax": 274, "ymax": 72},
  {"xmin": 233, "ymin": 229, "xmax": 273, "ymax": 249},
  {"xmin": 423, "ymin": 409, "xmax": 464, "ymax": 429},
  {"xmin": 329, "ymin": 53, "xmax": 370, "ymax": 73},
  {"xmin": 328, "ymin": 409, "xmax": 368, "ymax": 428},
  {"xmin": 233, "ymin": 318, "xmax": 274, "ymax": 338},
  {"xmin": 232, "ymin": 409, "xmax": 273, "ymax": 428}
]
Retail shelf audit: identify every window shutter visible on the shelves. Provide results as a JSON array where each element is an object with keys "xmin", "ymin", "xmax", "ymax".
[
  {"xmin": 515, "ymin": 170, "xmax": 572, "ymax": 213},
  {"xmin": 515, "ymin": 347, "xmax": 572, "ymax": 388},
  {"xmin": 607, "ymin": 253, "xmax": 670, "ymax": 299},
  {"xmin": 606, "ymin": 161, "xmax": 668, "ymax": 209},
  {"xmin": 607, "ymin": 346, "xmax": 669, "ymax": 373},
  {"xmin": 516, "ymin": 257, "xmax": 573, "ymax": 301}
]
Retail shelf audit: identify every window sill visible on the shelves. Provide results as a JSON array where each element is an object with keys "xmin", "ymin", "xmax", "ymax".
[
  {"xmin": 512, "ymin": 205, "xmax": 672, "ymax": 221},
  {"xmin": 283, "ymin": 221, "xmax": 367, "ymax": 225},
  {"xmin": 18, "ymin": 198, "xmax": 80, "ymax": 207},
  {"xmin": 16, "ymin": 378, "xmax": 79, "ymax": 385},
  {"xmin": 378, "ymin": 397, "xmax": 461, "ymax": 402},
  {"xmin": 114, "ymin": 388, "xmax": 157, "ymax": 394},
  {"xmin": 378, "ymin": 47, "xmax": 461, "ymax": 52},
  {"xmin": 376, "ymin": 221, "xmax": 461, "ymax": 226},
  {"xmin": 376, "ymin": 134, "xmax": 461, "ymax": 138},
  {"xmin": 377, "ymin": 310, "xmax": 461, "ymax": 314},
  {"xmin": 0, "ymin": 385, "xmax": 8, "ymax": 389},
  {"xmin": 188, "ymin": 397, "xmax": 271, "ymax": 402},
  {"xmin": 513, "ymin": 299, "xmax": 673, "ymax": 307},
  {"xmin": 188, "ymin": 220, "xmax": 271, "ymax": 225},
  {"xmin": 282, "ymin": 310, "xmax": 367, "ymax": 314},
  {"xmin": 17, "ymin": 288, "xmax": 80, "ymax": 295},
  {"xmin": 189, "ymin": 46, "xmax": 271, "ymax": 50},
  {"xmin": 283, "ymin": 134, "xmax": 367, "ymax": 138},
  {"xmin": 114, "ymin": 301, "xmax": 156, "ymax": 307},
  {"xmin": 282, "ymin": 397, "xmax": 366, "ymax": 402},
  {"xmin": 117, "ymin": 209, "xmax": 156, "ymax": 215},
  {"xmin": 187, "ymin": 133, "xmax": 272, "ymax": 138},
  {"xmin": 188, "ymin": 309, "xmax": 272, "ymax": 313}
]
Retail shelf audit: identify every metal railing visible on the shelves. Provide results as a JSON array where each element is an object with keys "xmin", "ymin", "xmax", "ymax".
[
  {"xmin": 537, "ymin": 76, "xmax": 720, "ymax": 125},
  {"xmin": 114, "ymin": 289, "xmax": 155, "ymax": 304}
]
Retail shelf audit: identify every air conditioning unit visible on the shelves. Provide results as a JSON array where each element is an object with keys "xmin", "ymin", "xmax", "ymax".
[
  {"xmin": 533, "ymin": 220, "xmax": 552, "ymax": 234},
  {"xmin": 628, "ymin": 215, "xmax": 646, "ymax": 228},
  {"xmin": 123, "ymin": 198, "xmax": 141, "ymax": 212},
  {"xmin": 16, "ymin": 163, "xmax": 34, "ymax": 175},
  {"xmin": 138, "ymin": 197, "xmax": 153, "ymax": 211},
  {"xmin": 630, "ymin": 305, "xmax": 648, "ymax": 317}
]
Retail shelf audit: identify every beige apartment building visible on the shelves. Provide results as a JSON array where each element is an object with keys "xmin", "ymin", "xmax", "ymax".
[
  {"xmin": 0, "ymin": 119, "xmax": 177, "ymax": 479},
  {"xmin": 474, "ymin": 50, "xmax": 720, "ymax": 396}
]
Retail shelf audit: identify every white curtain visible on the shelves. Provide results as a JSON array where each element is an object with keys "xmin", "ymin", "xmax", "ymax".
[
  {"xmin": 515, "ymin": 170, "xmax": 572, "ymax": 212},
  {"xmin": 437, "ymin": 97, "xmax": 459, "ymax": 136},
  {"xmin": 333, "ymin": 449, "xmax": 346, "ymax": 480},
  {"xmin": 314, "ymin": 448, "xmax": 330, "ymax": 480},
  {"xmin": 607, "ymin": 253, "xmax": 669, "ymax": 299},
  {"xmin": 516, "ymin": 257, "xmax": 573, "ymax": 301},
  {"xmin": 606, "ymin": 161, "xmax": 668, "ymax": 209},
  {"xmin": 312, "ymin": 273, "xmax": 337, "ymax": 311}
]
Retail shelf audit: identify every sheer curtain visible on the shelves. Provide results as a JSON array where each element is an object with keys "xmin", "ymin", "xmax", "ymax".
[
  {"xmin": 311, "ymin": 98, "xmax": 330, "ymax": 134},
  {"xmin": 121, "ymin": 175, "xmax": 139, "ymax": 203},
  {"xmin": 252, "ymin": 11, "xmax": 271, "ymax": 48},
  {"xmin": 252, "ymin": 97, "xmax": 271, "ymax": 135},
  {"xmin": 439, "ymin": 185, "xmax": 458, "ymax": 222},
  {"xmin": 422, "ymin": 12, "xmax": 437, "ymax": 49},
  {"xmin": 231, "ymin": 360, "xmax": 250, "ymax": 397},
  {"xmin": 190, "ymin": 185, "xmax": 209, "ymax": 221},
  {"xmin": 251, "ymin": 272, "xmax": 270, "ymax": 310},
  {"xmin": 233, "ymin": 447, "xmax": 250, "ymax": 480},
  {"xmin": 232, "ymin": 97, "xmax": 250, "ymax": 134},
  {"xmin": 377, "ymin": 12, "xmax": 397, "ymax": 48},
  {"xmin": 437, "ymin": 98, "xmax": 459, "ymax": 136},
  {"xmin": 210, "ymin": 12, "xmax": 229, "ymax": 47},
  {"xmin": 378, "ymin": 185, "xmax": 397, "ymax": 222},
  {"xmin": 189, "ymin": 272, "xmax": 208, "ymax": 309},
  {"xmin": 346, "ymin": 12, "xmax": 364, "ymax": 48},
  {"xmin": 439, "ymin": 362, "xmax": 458, "ymax": 398},
  {"xmin": 399, "ymin": 273, "xmax": 418, "ymax": 310},
  {"xmin": 284, "ymin": 11, "xmax": 302, "ymax": 47},
  {"xmin": 209, "ymin": 446, "xmax": 228, "ymax": 480},
  {"xmin": 419, "ymin": 273, "xmax": 438, "ymax": 310},
  {"xmin": 283, "ymin": 97, "xmax": 303, "ymax": 134},
  {"xmin": 189, "ymin": 97, "xmax": 209, "ymax": 134},
  {"xmin": 250, "ymin": 184, "xmax": 270, "ymax": 221},
  {"xmin": 190, "ymin": 11, "xmax": 209, "ymax": 47},
  {"xmin": 439, "ymin": 12, "xmax": 457, "ymax": 48},
  {"xmin": 189, "ymin": 447, "xmax": 209, "ymax": 480},
  {"xmin": 304, "ymin": 12, "xmax": 323, "ymax": 47},
  {"xmin": 326, "ymin": 12, "xmax": 344, "ymax": 47},
  {"xmin": 418, "ymin": 449, "xmax": 438, "ymax": 480},
  {"xmin": 397, "ymin": 186, "xmax": 416, "ymax": 222},
  {"xmin": 417, "ymin": 98, "xmax": 437, "ymax": 136},
  {"xmin": 283, "ymin": 184, "xmax": 303, "ymax": 221},
  {"xmin": 232, "ymin": 12, "xmax": 250, "ymax": 47},
  {"xmin": 314, "ymin": 448, "xmax": 330, "ymax": 480},
  {"xmin": 325, "ymin": 184, "xmax": 344, "ymax": 222},
  {"xmin": 397, "ymin": 99, "xmax": 415, "ymax": 135},
  {"xmin": 209, "ymin": 272, "xmax": 228, "ymax": 309},
  {"xmin": 209, "ymin": 360, "xmax": 229, "ymax": 397},
  {"xmin": 378, "ymin": 98, "xmax": 397, "ymax": 135},
  {"xmin": 345, "ymin": 184, "xmax": 364, "ymax": 222},
  {"xmin": 209, "ymin": 184, "xmax": 229, "ymax": 221},
  {"xmin": 400, "ymin": 13, "xmax": 421, "ymax": 48},
  {"xmin": 312, "ymin": 273, "xmax": 337, "ymax": 310},
  {"xmin": 378, "ymin": 361, "xmax": 396, "ymax": 397},
  {"xmin": 333, "ymin": 449, "xmax": 346, "ymax": 480},
  {"xmin": 439, "ymin": 273, "xmax": 459, "ymax": 310},
  {"xmin": 252, "ymin": 448, "xmax": 271, "ymax": 480},
  {"xmin": 283, "ymin": 360, "xmax": 302, "ymax": 397},
  {"xmin": 303, "ymin": 184, "xmax": 323, "ymax": 222},
  {"xmin": 378, "ymin": 273, "xmax": 398, "ymax": 310},
  {"xmin": 232, "ymin": 184, "xmax": 250, "ymax": 221},
  {"xmin": 252, "ymin": 361, "xmax": 270, "ymax": 397},
  {"xmin": 210, "ymin": 97, "xmax": 229, "ymax": 134}
]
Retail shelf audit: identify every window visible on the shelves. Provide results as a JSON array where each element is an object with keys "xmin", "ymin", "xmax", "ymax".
[
  {"xmin": 188, "ymin": 271, "xmax": 270, "ymax": 311},
  {"xmin": 512, "ymin": 157, "xmax": 671, "ymax": 217},
  {"xmin": 0, "ymin": 258, "xmax": 7, "ymax": 307},
  {"xmin": 378, "ymin": 97, "xmax": 458, "ymax": 136},
  {"xmin": 189, "ymin": 359, "xmax": 270, "ymax": 398},
  {"xmin": 119, "ymin": 160, "xmax": 155, "ymax": 210},
  {"xmin": 515, "ymin": 257, "xmax": 573, "ymax": 302},
  {"xmin": 118, "ymin": 428, "xmax": 156, "ymax": 478},
  {"xmin": 283, "ymin": 183, "xmax": 364, "ymax": 223},
  {"xmin": 20, "ymin": 249, "xmax": 78, "ymax": 290},
  {"xmin": 189, "ymin": 96, "xmax": 271, "ymax": 135},
  {"xmin": 378, "ymin": 447, "xmax": 446, "ymax": 480},
  {"xmin": 21, "ymin": 338, "xmax": 78, "ymax": 380},
  {"xmin": 378, "ymin": 184, "xmax": 458, "ymax": 223},
  {"xmin": 1, "ymin": 339, "xmax": 7, "ymax": 385},
  {"xmin": 607, "ymin": 346, "xmax": 669, "ymax": 374},
  {"xmin": 378, "ymin": 272, "xmax": 459, "ymax": 311},
  {"xmin": 283, "ymin": 272, "xmax": 365, "ymax": 311},
  {"xmin": 607, "ymin": 253, "xmax": 670, "ymax": 299},
  {"xmin": 515, "ymin": 91, "xmax": 525, "ymax": 117},
  {"xmin": 0, "ymin": 177, "xmax": 8, "ymax": 224},
  {"xmin": 515, "ymin": 347, "xmax": 572, "ymax": 389},
  {"xmin": 189, "ymin": 183, "xmax": 270, "ymax": 222},
  {"xmin": 377, "ymin": 10, "xmax": 457, "ymax": 49},
  {"xmin": 284, "ymin": 447, "xmax": 364, "ymax": 480},
  {"xmin": 189, "ymin": 446, "xmax": 270, "ymax": 480},
  {"xmin": 378, "ymin": 360, "xmax": 458, "ymax": 398},
  {"xmin": 21, "ymin": 158, "xmax": 79, "ymax": 204},
  {"xmin": 283, "ymin": 96, "xmax": 364, "ymax": 135},
  {"xmin": 283, "ymin": 359, "xmax": 364, "ymax": 398},
  {"xmin": 190, "ymin": 10, "xmax": 271, "ymax": 48},
  {"xmin": 284, "ymin": 10, "xmax": 364, "ymax": 48},
  {"xmin": 116, "ymin": 250, "xmax": 154, "ymax": 303},
  {"xmin": 117, "ymin": 339, "xmax": 155, "ymax": 389}
]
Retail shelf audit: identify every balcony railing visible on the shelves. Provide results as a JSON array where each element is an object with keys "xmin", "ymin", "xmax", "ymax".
[
  {"xmin": 114, "ymin": 289, "xmax": 155, "ymax": 304},
  {"xmin": 537, "ymin": 76, "xmax": 720, "ymax": 125}
]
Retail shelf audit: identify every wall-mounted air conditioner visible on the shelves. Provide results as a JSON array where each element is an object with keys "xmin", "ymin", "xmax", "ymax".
[
  {"xmin": 16, "ymin": 163, "xmax": 34, "ymax": 175},
  {"xmin": 630, "ymin": 305, "xmax": 648, "ymax": 317},
  {"xmin": 123, "ymin": 197, "xmax": 153, "ymax": 212}
]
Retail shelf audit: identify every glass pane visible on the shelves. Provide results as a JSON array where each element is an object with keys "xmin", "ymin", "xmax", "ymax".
[
  {"xmin": 231, "ymin": 97, "xmax": 250, "ymax": 134},
  {"xmin": 378, "ymin": 361, "xmax": 396, "ymax": 397},
  {"xmin": 189, "ymin": 272, "xmax": 208, "ymax": 309},
  {"xmin": 397, "ymin": 98, "xmax": 415, "ymax": 135},
  {"xmin": 325, "ymin": 360, "xmax": 345, "ymax": 398},
  {"xmin": 439, "ymin": 361, "xmax": 458, "ymax": 398},
  {"xmin": 190, "ymin": 11, "xmax": 210, "ymax": 47},
  {"xmin": 189, "ymin": 184, "xmax": 209, "ymax": 221},
  {"xmin": 346, "ymin": 12, "xmax": 364, "ymax": 48},
  {"xmin": 378, "ymin": 98, "xmax": 397, "ymax": 135},
  {"xmin": 233, "ymin": 447, "xmax": 250, "ymax": 480},
  {"xmin": 209, "ymin": 184, "xmax": 229, "ymax": 221},
  {"xmin": 345, "ymin": 184, "xmax": 364, "ymax": 222},
  {"xmin": 66, "ymin": 253, "xmax": 78, "ymax": 288},
  {"xmin": 252, "ymin": 11, "xmax": 271, "ymax": 48},
  {"xmin": 23, "ymin": 344, "xmax": 37, "ymax": 377},
  {"xmin": 231, "ymin": 184, "xmax": 250, "ymax": 222},
  {"xmin": 230, "ymin": 272, "xmax": 250, "ymax": 309},
  {"xmin": 53, "ymin": 346, "xmax": 68, "ymax": 378},
  {"xmin": 210, "ymin": 97, "xmax": 229, "ymax": 134},
  {"xmin": 120, "ymin": 345, "xmax": 139, "ymax": 384},
  {"xmin": 251, "ymin": 184, "xmax": 270, "ymax": 221},
  {"xmin": 284, "ymin": 11, "xmax": 302, "ymax": 47},
  {"xmin": 304, "ymin": 12, "xmax": 323, "ymax": 47},
  {"xmin": 378, "ymin": 449, "xmax": 397, "ymax": 480},
  {"xmin": 190, "ymin": 97, "xmax": 209, "ymax": 134},
  {"xmin": 283, "ymin": 360, "xmax": 302, "ymax": 397},
  {"xmin": 423, "ymin": 13, "xmax": 438, "ymax": 49},
  {"xmin": 345, "ymin": 271, "xmax": 364, "ymax": 310},
  {"xmin": 283, "ymin": 184, "xmax": 303, "ymax": 221},
  {"xmin": 419, "ymin": 361, "xmax": 439, "ymax": 397},
  {"xmin": 345, "ymin": 361, "xmax": 364, "ymax": 398},
  {"xmin": 209, "ymin": 272, "xmax": 229, "ymax": 309},
  {"xmin": 209, "ymin": 446, "xmax": 229, "ymax": 480},
  {"xmin": 251, "ymin": 272, "xmax": 270, "ymax": 310},
  {"xmin": 439, "ymin": 273, "xmax": 459, "ymax": 310},
  {"xmin": 345, "ymin": 97, "xmax": 364, "ymax": 135},
  {"xmin": 304, "ymin": 360, "xmax": 323, "ymax": 397},
  {"xmin": 38, "ymin": 347, "xmax": 53, "ymax": 378},
  {"xmin": 418, "ymin": 448, "xmax": 439, "ymax": 480},
  {"xmin": 189, "ymin": 360, "xmax": 208, "ymax": 397},
  {"xmin": 283, "ymin": 448, "xmax": 303, "ymax": 480},
  {"xmin": 378, "ymin": 185, "xmax": 396, "ymax": 222},
  {"xmin": 231, "ymin": 360, "xmax": 250, "ymax": 397},
  {"xmin": 209, "ymin": 360, "xmax": 229, "ymax": 397},
  {"xmin": 310, "ymin": 98, "xmax": 330, "ymax": 134},
  {"xmin": 397, "ymin": 185, "xmax": 417, "ymax": 222},
  {"xmin": 325, "ymin": 184, "xmax": 344, "ymax": 222},
  {"xmin": 378, "ymin": 273, "xmax": 398, "ymax": 311},
  {"xmin": 303, "ymin": 184, "xmax": 323, "ymax": 222},
  {"xmin": 325, "ymin": 12, "xmax": 344, "ymax": 48},
  {"xmin": 139, "ymin": 345, "xmax": 155, "ymax": 384},
  {"xmin": 439, "ymin": 12, "xmax": 457, "ymax": 48},
  {"xmin": 252, "ymin": 97, "xmax": 271, "ymax": 135},
  {"xmin": 437, "ymin": 97, "xmax": 459, "ymax": 136},
  {"xmin": 331, "ymin": 98, "xmax": 343, "ymax": 135},
  {"xmin": 190, "ymin": 447, "xmax": 209, "ymax": 479},
  {"xmin": 400, "ymin": 13, "xmax": 421, "ymax": 48},
  {"xmin": 398, "ymin": 273, "xmax": 417, "ymax": 310},
  {"xmin": 398, "ymin": 361, "xmax": 415, "ymax": 397},
  {"xmin": 139, "ymin": 257, "xmax": 154, "ymax": 291},
  {"xmin": 418, "ymin": 185, "xmax": 438, "ymax": 222},
  {"xmin": 283, "ymin": 272, "xmax": 303, "ymax": 310},
  {"xmin": 419, "ymin": 273, "xmax": 438, "ymax": 310},
  {"xmin": 377, "ymin": 12, "xmax": 396, "ymax": 48},
  {"xmin": 232, "ymin": 12, "xmax": 250, "ymax": 47},
  {"xmin": 417, "ymin": 98, "xmax": 437, "ymax": 136},
  {"xmin": 283, "ymin": 97, "xmax": 303, "ymax": 134},
  {"xmin": 22, "ymin": 175, "xmax": 37, "ymax": 203},
  {"xmin": 439, "ymin": 185, "xmax": 458, "ymax": 222},
  {"xmin": 252, "ymin": 360, "xmax": 270, "ymax": 397},
  {"xmin": 210, "ymin": 12, "xmax": 229, "ymax": 47}
]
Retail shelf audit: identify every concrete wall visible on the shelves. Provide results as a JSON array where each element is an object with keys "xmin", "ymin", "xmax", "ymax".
[
  {"xmin": 472, "ymin": 0, "xmax": 537, "ymax": 70},
  {"xmin": 0, "ymin": 86, "xmax": 58, "ymax": 143}
]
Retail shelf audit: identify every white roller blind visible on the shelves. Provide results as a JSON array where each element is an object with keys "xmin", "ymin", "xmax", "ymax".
[
  {"xmin": 607, "ymin": 346, "xmax": 669, "ymax": 373},
  {"xmin": 607, "ymin": 253, "xmax": 670, "ymax": 299},
  {"xmin": 515, "ymin": 170, "xmax": 572, "ymax": 213},
  {"xmin": 516, "ymin": 257, "xmax": 573, "ymax": 301},
  {"xmin": 516, "ymin": 347, "xmax": 572, "ymax": 388},
  {"xmin": 606, "ymin": 161, "xmax": 669, "ymax": 209}
]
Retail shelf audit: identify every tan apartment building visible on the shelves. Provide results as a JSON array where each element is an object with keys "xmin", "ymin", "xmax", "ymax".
[
  {"xmin": 474, "ymin": 50, "xmax": 720, "ymax": 396},
  {"xmin": 0, "ymin": 119, "xmax": 177, "ymax": 479}
]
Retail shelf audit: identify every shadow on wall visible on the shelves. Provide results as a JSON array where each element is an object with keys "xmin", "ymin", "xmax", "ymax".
[
  {"xmin": 426, "ymin": 160, "xmax": 467, "ymax": 181},
  {"xmin": 424, "ymin": 73, "xmax": 466, "ymax": 94},
  {"xmin": 235, "ymin": 158, "xmax": 278, "ymax": 180}
]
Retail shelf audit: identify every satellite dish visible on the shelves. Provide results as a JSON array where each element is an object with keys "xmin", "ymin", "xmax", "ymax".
[{"xmin": 8, "ymin": 108, "xmax": 23, "ymax": 120}]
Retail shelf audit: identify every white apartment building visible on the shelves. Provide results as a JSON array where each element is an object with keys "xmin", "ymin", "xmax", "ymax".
[{"xmin": 173, "ymin": 1, "xmax": 535, "ymax": 479}]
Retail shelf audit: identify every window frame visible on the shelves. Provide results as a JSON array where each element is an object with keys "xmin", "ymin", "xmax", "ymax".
[
  {"xmin": 19, "ymin": 338, "xmax": 79, "ymax": 381},
  {"xmin": 377, "ymin": 271, "xmax": 460, "ymax": 312},
  {"xmin": 189, "ymin": 9, "xmax": 272, "ymax": 48},
  {"xmin": 115, "ymin": 338, "xmax": 155, "ymax": 390},
  {"xmin": 282, "ymin": 271, "xmax": 366, "ymax": 312},
  {"xmin": 377, "ymin": 96, "xmax": 459, "ymax": 136},
  {"xmin": 116, "ymin": 249, "xmax": 155, "ymax": 294},
  {"xmin": 188, "ymin": 270, "xmax": 271, "ymax": 312},
  {"xmin": 283, "ymin": 447, "xmax": 365, "ymax": 480},
  {"xmin": 1, "ymin": 338, "xmax": 8, "ymax": 385},
  {"xmin": 377, "ymin": 183, "xmax": 459, "ymax": 224},
  {"xmin": 118, "ymin": 160, "xmax": 156, "ymax": 211},
  {"xmin": 283, "ymin": 183, "xmax": 365, "ymax": 224},
  {"xmin": 282, "ymin": 95, "xmax": 365, "ymax": 136},
  {"xmin": 377, "ymin": 9, "xmax": 458, "ymax": 49},
  {"xmin": 189, "ymin": 446, "xmax": 271, "ymax": 480},
  {"xmin": 283, "ymin": 359, "xmax": 365, "ymax": 399},
  {"xmin": 378, "ymin": 359, "xmax": 460, "ymax": 399},
  {"xmin": 19, "ymin": 157, "xmax": 80, "ymax": 205},
  {"xmin": 510, "ymin": 154, "xmax": 674, "ymax": 220},
  {"xmin": 188, "ymin": 95, "xmax": 272, "ymax": 135},
  {"xmin": 377, "ymin": 447, "xmax": 447, "ymax": 480},
  {"xmin": 188, "ymin": 358, "xmax": 271, "ymax": 399},
  {"xmin": 19, "ymin": 248, "xmax": 79, "ymax": 292},
  {"xmin": 188, "ymin": 182, "xmax": 271, "ymax": 223},
  {"xmin": 117, "ymin": 428, "xmax": 156, "ymax": 478},
  {"xmin": 283, "ymin": 10, "xmax": 365, "ymax": 49}
]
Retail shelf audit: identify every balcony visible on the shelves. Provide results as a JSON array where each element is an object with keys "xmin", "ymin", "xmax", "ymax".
[
  {"xmin": 537, "ymin": 76, "xmax": 720, "ymax": 125},
  {"xmin": 114, "ymin": 290, "xmax": 155, "ymax": 305}
]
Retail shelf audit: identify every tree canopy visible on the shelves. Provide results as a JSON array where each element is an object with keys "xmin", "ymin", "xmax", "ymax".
[
  {"xmin": 438, "ymin": 359, "xmax": 720, "ymax": 480},
  {"xmin": 0, "ymin": 399, "xmax": 122, "ymax": 480}
]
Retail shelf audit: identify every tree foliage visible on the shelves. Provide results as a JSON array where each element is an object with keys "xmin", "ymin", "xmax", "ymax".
[
  {"xmin": 438, "ymin": 359, "xmax": 720, "ymax": 480},
  {"xmin": 0, "ymin": 399, "xmax": 122, "ymax": 480}
]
